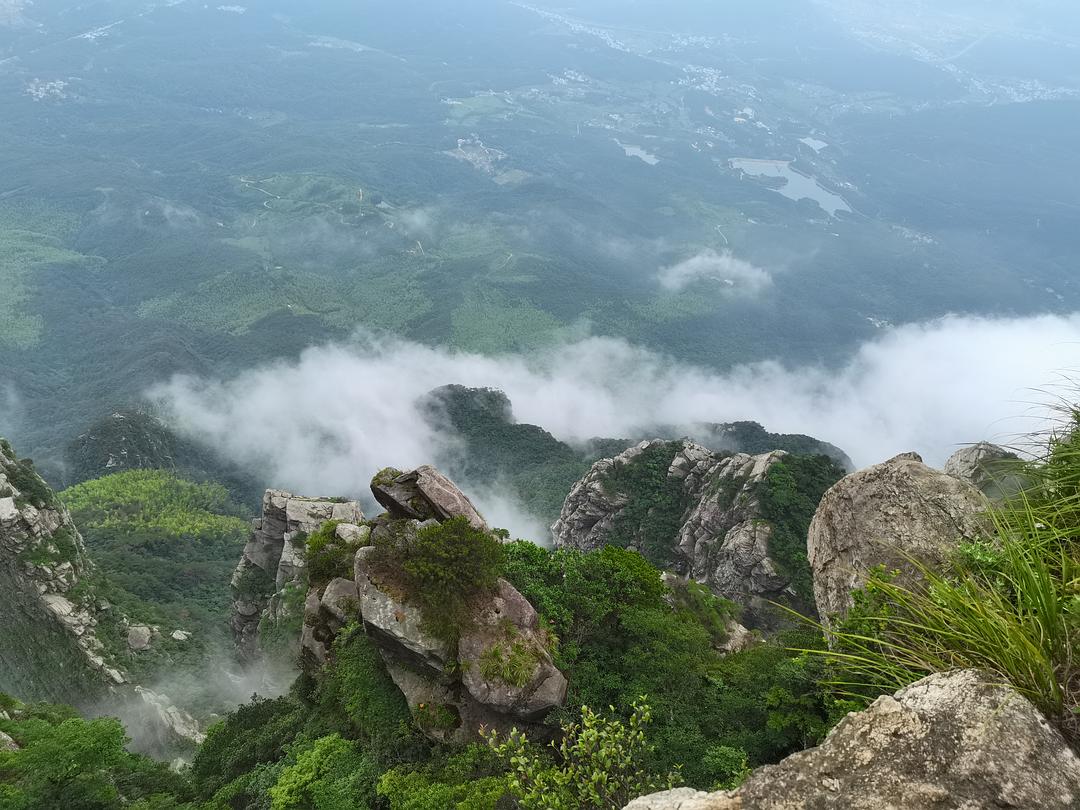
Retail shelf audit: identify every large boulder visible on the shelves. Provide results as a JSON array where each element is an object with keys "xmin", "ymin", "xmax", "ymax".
[
  {"xmin": 624, "ymin": 670, "xmax": 1080, "ymax": 809},
  {"xmin": 230, "ymin": 489, "xmax": 363, "ymax": 660},
  {"xmin": 458, "ymin": 579, "xmax": 567, "ymax": 719},
  {"xmin": 371, "ymin": 465, "xmax": 488, "ymax": 530},
  {"xmin": 353, "ymin": 544, "xmax": 453, "ymax": 670},
  {"xmin": 943, "ymin": 441, "xmax": 1023, "ymax": 499},
  {"xmin": 553, "ymin": 440, "xmax": 838, "ymax": 625},
  {"xmin": 807, "ymin": 452, "xmax": 986, "ymax": 624}
]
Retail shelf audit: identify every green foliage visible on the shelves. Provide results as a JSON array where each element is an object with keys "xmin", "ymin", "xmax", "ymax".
[
  {"xmin": 268, "ymin": 734, "xmax": 379, "ymax": 810},
  {"xmin": 60, "ymin": 470, "xmax": 251, "ymax": 690},
  {"xmin": 371, "ymin": 468, "xmax": 403, "ymax": 488},
  {"xmin": 0, "ymin": 709, "xmax": 191, "ymax": 810},
  {"xmin": 700, "ymin": 746, "xmax": 750, "ymax": 791},
  {"xmin": 377, "ymin": 745, "xmax": 510, "ymax": 810},
  {"xmin": 757, "ymin": 455, "xmax": 846, "ymax": 605},
  {"xmin": 668, "ymin": 579, "xmax": 740, "ymax": 647},
  {"xmin": 819, "ymin": 415, "xmax": 1080, "ymax": 746},
  {"xmin": 601, "ymin": 442, "xmax": 690, "ymax": 568},
  {"xmin": 412, "ymin": 703, "xmax": 459, "ymax": 734},
  {"xmin": 309, "ymin": 629, "xmax": 420, "ymax": 763},
  {"xmin": 62, "ymin": 470, "xmax": 249, "ymax": 541},
  {"xmin": 486, "ymin": 698, "xmax": 681, "ymax": 810},
  {"xmin": 191, "ymin": 696, "xmax": 306, "ymax": 800},
  {"xmin": 304, "ymin": 521, "xmax": 354, "ymax": 586},
  {"xmin": 399, "ymin": 516, "xmax": 505, "ymax": 644},
  {"xmin": 503, "ymin": 542, "xmax": 832, "ymax": 787}
]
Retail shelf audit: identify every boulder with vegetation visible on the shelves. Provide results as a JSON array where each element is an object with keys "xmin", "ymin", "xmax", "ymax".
[
  {"xmin": 370, "ymin": 464, "xmax": 488, "ymax": 530},
  {"xmin": 807, "ymin": 451, "xmax": 987, "ymax": 624},
  {"xmin": 624, "ymin": 669, "xmax": 1080, "ymax": 810},
  {"xmin": 300, "ymin": 467, "xmax": 568, "ymax": 743},
  {"xmin": 553, "ymin": 439, "xmax": 845, "ymax": 625},
  {"xmin": 0, "ymin": 437, "xmax": 127, "ymax": 703},
  {"xmin": 230, "ymin": 489, "xmax": 363, "ymax": 661}
]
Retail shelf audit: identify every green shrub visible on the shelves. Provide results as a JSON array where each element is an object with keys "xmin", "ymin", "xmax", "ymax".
[
  {"xmin": 304, "ymin": 520, "xmax": 354, "ymax": 586},
  {"xmin": 2, "ymin": 453, "xmax": 54, "ymax": 509},
  {"xmin": 190, "ymin": 696, "xmax": 306, "ymax": 799},
  {"xmin": 400, "ymin": 516, "xmax": 505, "ymax": 643},
  {"xmin": 669, "ymin": 578, "xmax": 739, "ymax": 647},
  {"xmin": 502, "ymin": 542, "xmax": 833, "ymax": 787},
  {"xmin": 377, "ymin": 745, "xmax": 510, "ymax": 810},
  {"xmin": 486, "ymin": 697, "xmax": 681, "ymax": 810},
  {"xmin": 413, "ymin": 702, "xmax": 459, "ymax": 734},
  {"xmin": 309, "ymin": 628, "xmax": 420, "ymax": 763},
  {"xmin": 268, "ymin": 733, "xmax": 379, "ymax": 810}
]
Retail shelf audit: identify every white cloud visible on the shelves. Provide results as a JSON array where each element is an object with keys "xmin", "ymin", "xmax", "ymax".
[
  {"xmin": 149, "ymin": 313, "xmax": 1080, "ymax": 539},
  {"xmin": 656, "ymin": 249, "xmax": 772, "ymax": 293}
]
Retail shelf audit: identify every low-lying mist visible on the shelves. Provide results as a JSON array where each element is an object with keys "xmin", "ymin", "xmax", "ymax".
[{"xmin": 148, "ymin": 312, "xmax": 1080, "ymax": 540}]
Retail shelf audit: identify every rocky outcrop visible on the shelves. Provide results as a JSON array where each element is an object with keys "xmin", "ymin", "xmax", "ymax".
[
  {"xmin": 943, "ymin": 441, "xmax": 1023, "ymax": 499},
  {"xmin": 553, "ymin": 440, "xmax": 838, "ymax": 624},
  {"xmin": 299, "ymin": 465, "xmax": 566, "ymax": 743},
  {"xmin": 807, "ymin": 452, "xmax": 986, "ymax": 624},
  {"xmin": 458, "ymin": 578, "xmax": 568, "ymax": 719},
  {"xmin": 132, "ymin": 687, "xmax": 206, "ymax": 748},
  {"xmin": 371, "ymin": 465, "xmax": 488, "ymax": 530},
  {"xmin": 624, "ymin": 670, "xmax": 1080, "ymax": 809},
  {"xmin": 0, "ymin": 438, "xmax": 127, "ymax": 703},
  {"xmin": 230, "ymin": 489, "xmax": 363, "ymax": 660}
]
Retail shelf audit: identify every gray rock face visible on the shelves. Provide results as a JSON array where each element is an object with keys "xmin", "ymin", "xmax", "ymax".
[
  {"xmin": 353, "ymin": 545, "xmax": 453, "ymax": 670},
  {"xmin": 127, "ymin": 625, "xmax": 153, "ymax": 652},
  {"xmin": 943, "ymin": 442, "xmax": 1023, "ymax": 499},
  {"xmin": 132, "ymin": 686, "xmax": 207, "ymax": 748},
  {"xmin": 624, "ymin": 670, "xmax": 1080, "ymax": 810},
  {"xmin": 458, "ymin": 579, "xmax": 567, "ymax": 719},
  {"xmin": 371, "ymin": 465, "xmax": 487, "ymax": 530},
  {"xmin": 552, "ymin": 440, "xmax": 801, "ymax": 623},
  {"xmin": 230, "ymin": 489, "xmax": 362, "ymax": 660},
  {"xmin": 0, "ymin": 439, "xmax": 127, "ymax": 702},
  {"xmin": 807, "ymin": 452, "xmax": 986, "ymax": 624}
]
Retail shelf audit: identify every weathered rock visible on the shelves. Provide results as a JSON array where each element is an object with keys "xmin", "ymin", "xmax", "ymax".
[
  {"xmin": 230, "ymin": 489, "xmax": 363, "ymax": 660},
  {"xmin": 170, "ymin": 629, "xmax": 191, "ymax": 642},
  {"xmin": 371, "ymin": 465, "xmax": 487, "ymax": 530},
  {"xmin": 353, "ymin": 545, "xmax": 453, "ymax": 670},
  {"xmin": 127, "ymin": 625, "xmax": 153, "ymax": 652},
  {"xmin": 133, "ymin": 686, "xmax": 206, "ymax": 748},
  {"xmin": 335, "ymin": 522, "xmax": 371, "ymax": 546},
  {"xmin": 807, "ymin": 452, "xmax": 986, "ymax": 624},
  {"xmin": 625, "ymin": 670, "xmax": 1080, "ymax": 810},
  {"xmin": 553, "ymin": 440, "xmax": 823, "ymax": 625},
  {"xmin": 0, "ymin": 439, "xmax": 128, "ymax": 702},
  {"xmin": 944, "ymin": 441, "xmax": 1023, "ymax": 499},
  {"xmin": 716, "ymin": 618, "xmax": 755, "ymax": 655},
  {"xmin": 0, "ymin": 730, "xmax": 17, "ymax": 751},
  {"xmin": 300, "ymin": 577, "xmax": 360, "ymax": 668},
  {"xmin": 458, "ymin": 579, "xmax": 567, "ymax": 719}
]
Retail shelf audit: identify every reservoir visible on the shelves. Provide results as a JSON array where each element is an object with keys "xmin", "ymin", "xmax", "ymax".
[{"xmin": 729, "ymin": 157, "xmax": 850, "ymax": 216}]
